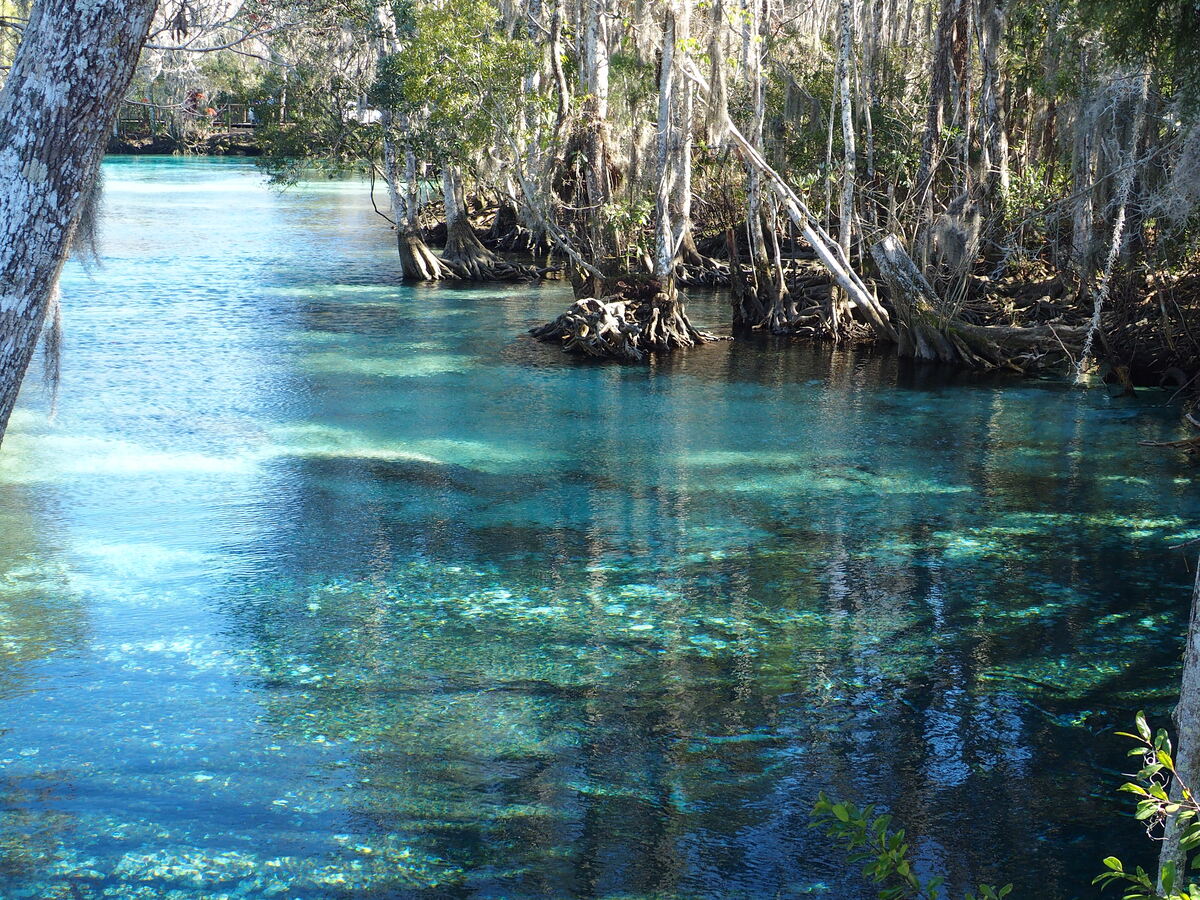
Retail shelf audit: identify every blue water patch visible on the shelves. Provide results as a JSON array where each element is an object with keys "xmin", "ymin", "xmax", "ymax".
[{"xmin": 0, "ymin": 155, "xmax": 1195, "ymax": 899}]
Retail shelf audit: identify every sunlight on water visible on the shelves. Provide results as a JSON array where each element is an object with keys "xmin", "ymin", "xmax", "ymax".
[{"xmin": 0, "ymin": 156, "xmax": 1197, "ymax": 899}]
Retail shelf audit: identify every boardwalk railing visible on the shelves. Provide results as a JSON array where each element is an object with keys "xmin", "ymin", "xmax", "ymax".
[{"xmin": 115, "ymin": 101, "xmax": 257, "ymax": 135}]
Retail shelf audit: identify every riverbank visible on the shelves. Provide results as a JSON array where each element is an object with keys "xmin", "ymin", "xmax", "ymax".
[
  {"xmin": 442, "ymin": 196, "xmax": 1200, "ymax": 392},
  {"xmin": 107, "ymin": 130, "xmax": 261, "ymax": 156}
]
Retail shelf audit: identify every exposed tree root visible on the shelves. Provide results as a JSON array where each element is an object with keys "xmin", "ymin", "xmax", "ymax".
[
  {"xmin": 484, "ymin": 199, "xmax": 548, "ymax": 253},
  {"xmin": 400, "ymin": 220, "xmax": 552, "ymax": 283},
  {"xmin": 531, "ymin": 279, "xmax": 719, "ymax": 361},
  {"xmin": 674, "ymin": 228, "xmax": 731, "ymax": 286},
  {"xmin": 872, "ymin": 233, "xmax": 1087, "ymax": 369},
  {"xmin": 442, "ymin": 216, "xmax": 546, "ymax": 281},
  {"xmin": 399, "ymin": 227, "xmax": 455, "ymax": 281}
]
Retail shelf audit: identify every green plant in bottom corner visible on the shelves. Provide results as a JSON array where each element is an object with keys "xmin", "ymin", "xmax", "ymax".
[
  {"xmin": 810, "ymin": 793, "xmax": 1013, "ymax": 900},
  {"xmin": 1094, "ymin": 712, "xmax": 1200, "ymax": 900}
]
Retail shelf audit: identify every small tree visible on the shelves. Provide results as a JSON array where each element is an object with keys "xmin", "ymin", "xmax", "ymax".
[{"xmin": 371, "ymin": 0, "xmax": 540, "ymax": 280}]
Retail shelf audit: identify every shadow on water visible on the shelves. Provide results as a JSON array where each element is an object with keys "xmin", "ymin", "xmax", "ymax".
[{"xmin": 0, "ymin": 157, "xmax": 1196, "ymax": 899}]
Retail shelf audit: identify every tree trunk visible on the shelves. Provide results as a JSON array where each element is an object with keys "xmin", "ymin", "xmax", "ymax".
[
  {"xmin": 441, "ymin": 167, "xmax": 541, "ymax": 281},
  {"xmin": 0, "ymin": 0, "xmax": 158, "ymax": 446},
  {"xmin": 534, "ymin": 0, "xmax": 716, "ymax": 360},
  {"xmin": 914, "ymin": 0, "xmax": 964, "ymax": 263},
  {"xmin": 442, "ymin": 166, "xmax": 499, "ymax": 278},
  {"xmin": 872, "ymin": 233, "xmax": 1085, "ymax": 368},
  {"xmin": 733, "ymin": 0, "xmax": 793, "ymax": 332},
  {"xmin": 580, "ymin": 0, "xmax": 614, "ymax": 270},
  {"xmin": 977, "ymin": 0, "xmax": 1008, "ymax": 209},
  {"xmin": 834, "ymin": 0, "xmax": 857, "ymax": 332},
  {"xmin": 646, "ymin": 1, "xmax": 713, "ymax": 351},
  {"xmin": 380, "ymin": 111, "xmax": 451, "ymax": 282},
  {"xmin": 654, "ymin": 8, "xmax": 681, "ymax": 289},
  {"xmin": 1160, "ymin": 562, "xmax": 1200, "ymax": 891},
  {"xmin": 682, "ymin": 55, "xmax": 897, "ymax": 341},
  {"xmin": 1071, "ymin": 45, "xmax": 1097, "ymax": 278}
]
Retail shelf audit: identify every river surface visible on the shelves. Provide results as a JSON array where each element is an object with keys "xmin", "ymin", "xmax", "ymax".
[{"xmin": 0, "ymin": 156, "xmax": 1197, "ymax": 899}]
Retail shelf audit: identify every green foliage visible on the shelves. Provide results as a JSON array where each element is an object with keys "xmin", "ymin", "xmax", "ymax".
[
  {"xmin": 370, "ymin": 0, "xmax": 539, "ymax": 164},
  {"xmin": 810, "ymin": 794, "xmax": 1013, "ymax": 900},
  {"xmin": 605, "ymin": 196, "xmax": 656, "ymax": 269},
  {"xmin": 1095, "ymin": 713, "xmax": 1200, "ymax": 900},
  {"xmin": 1079, "ymin": 0, "xmax": 1200, "ymax": 100},
  {"xmin": 609, "ymin": 50, "xmax": 657, "ymax": 111}
]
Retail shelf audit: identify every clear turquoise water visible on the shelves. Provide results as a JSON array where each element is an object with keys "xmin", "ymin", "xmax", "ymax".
[{"xmin": 0, "ymin": 156, "xmax": 1197, "ymax": 899}]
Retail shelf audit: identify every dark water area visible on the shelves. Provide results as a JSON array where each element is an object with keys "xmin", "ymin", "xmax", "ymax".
[{"xmin": 0, "ymin": 156, "xmax": 1197, "ymax": 899}]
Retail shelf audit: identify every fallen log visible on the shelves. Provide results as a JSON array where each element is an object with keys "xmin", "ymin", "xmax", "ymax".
[{"xmin": 871, "ymin": 233, "xmax": 1087, "ymax": 369}]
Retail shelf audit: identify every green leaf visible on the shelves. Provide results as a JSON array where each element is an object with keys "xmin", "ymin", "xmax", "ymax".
[{"xmin": 1136, "ymin": 711, "xmax": 1152, "ymax": 740}]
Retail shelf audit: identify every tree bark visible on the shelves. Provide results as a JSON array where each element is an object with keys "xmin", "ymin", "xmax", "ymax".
[
  {"xmin": 442, "ymin": 166, "xmax": 499, "ymax": 277},
  {"xmin": 1161, "ymin": 562, "xmax": 1200, "ymax": 891},
  {"xmin": 581, "ymin": 0, "xmax": 613, "ymax": 269},
  {"xmin": 0, "ymin": 0, "xmax": 158, "ymax": 446},
  {"xmin": 834, "ymin": 0, "xmax": 858, "ymax": 332},
  {"xmin": 977, "ymin": 0, "xmax": 1008, "ymax": 209},
  {"xmin": 649, "ymin": 1, "xmax": 713, "ymax": 350},
  {"xmin": 379, "ymin": 109, "xmax": 451, "ymax": 282}
]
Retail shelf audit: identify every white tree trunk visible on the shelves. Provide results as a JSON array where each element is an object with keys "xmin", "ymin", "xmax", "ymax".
[
  {"xmin": 654, "ymin": 8, "xmax": 679, "ymax": 282},
  {"xmin": 380, "ymin": 111, "xmax": 408, "ymax": 224},
  {"xmin": 977, "ymin": 0, "xmax": 1008, "ymax": 205},
  {"xmin": 672, "ymin": 1, "xmax": 695, "ymax": 262},
  {"xmin": 0, "ymin": 0, "xmax": 158, "ymax": 445},
  {"xmin": 580, "ymin": 0, "xmax": 613, "ymax": 269},
  {"xmin": 745, "ymin": 0, "xmax": 772, "ymax": 302},
  {"xmin": 837, "ymin": 0, "xmax": 857, "ymax": 262},
  {"xmin": 1161, "ymin": 562, "xmax": 1200, "ymax": 890}
]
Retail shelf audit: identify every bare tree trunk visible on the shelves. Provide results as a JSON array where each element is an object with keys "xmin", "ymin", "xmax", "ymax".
[
  {"xmin": 915, "ymin": 0, "xmax": 964, "ymax": 262},
  {"xmin": 1161, "ymin": 562, "xmax": 1200, "ymax": 891},
  {"xmin": 834, "ymin": 0, "xmax": 858, "ymax": 332},
  {"xmin": 580, "ymin": 0, "xmax": 614, "ymax": 284},
  {"xmin": 977, "ymin": 0, "xmax": 1008, "ymax": 212},
  {"xmin": 682, "ymin": 56, "xmax": 897, "ymax": 341},
  {"xmin": 381, "ymin": 112, "xmax": 451, "ymax": 281},
  {"xmin": 872, "ymin": 233, "xmax": 1085, "ymax": 367},
  {"xmin": 550, "ymin": 0, "xmax": 571, "ymax": 135},
  {"xmin": 442, "ymin": 166, "xmax": 536, "ymax": 281},
  {"xmin": 0, "ymin": 0, "xmax": 158, "ymax": 446},
  {"xmin": 733, "ymin": 0, "xmax": 792, "ymax": 332},
  {"xmin": 442, "ymin": 166, "xmax": 500, "ymax": 278},
  {"xmin": 1071, "ymin": 45, "xmax": 1097, "ymax": 278},
  {"xmin": 534, "ymin": 0, "xmax": 716, "ymax": 359},
  {"xmin": 654, "ymin": 7, "xmax": 680, "ymax": 286}
]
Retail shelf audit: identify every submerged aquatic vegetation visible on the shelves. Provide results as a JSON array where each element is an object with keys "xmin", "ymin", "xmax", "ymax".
[{"xmin": 0, "ymin": 158, "xmax": 1194, "ymax": 899}]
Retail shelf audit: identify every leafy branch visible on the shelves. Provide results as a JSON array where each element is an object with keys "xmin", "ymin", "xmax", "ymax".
[
  {"xmin": 1095, "ymin": 712, "xmax": 1200, "ymax": 900},
  {"xmin": 811, "ymin": 793, "xmax": 1013, "ymax": 900}
]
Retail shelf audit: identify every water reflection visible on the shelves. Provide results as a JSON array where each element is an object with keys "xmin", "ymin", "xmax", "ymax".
[{"xmin": 0, "ymin": 156, "xmax": 1195, "ymax": 899}]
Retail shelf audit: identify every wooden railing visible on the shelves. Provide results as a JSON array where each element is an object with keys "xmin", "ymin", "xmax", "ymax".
[{"xmin": 115, "ymin": 101, "xmax": 257, "ymax": 135}]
